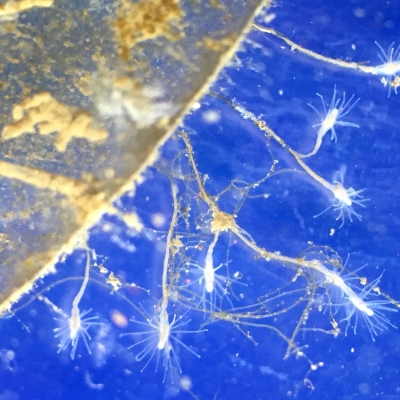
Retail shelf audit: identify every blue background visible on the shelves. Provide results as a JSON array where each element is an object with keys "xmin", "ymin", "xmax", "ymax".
[{"xmin": 1, "ymin": 1, "xmax": 400, "ymax": 399}]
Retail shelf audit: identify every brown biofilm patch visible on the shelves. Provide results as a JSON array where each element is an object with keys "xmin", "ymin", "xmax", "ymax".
[
  {"xmin": 211, "ymin": 210, "xmax": 235, "ymax": 233},
  {"xmin": 0, "ymin": 159, "xmax": 89, "ymax": 197},
  {"xmin": 170, "ymin": 236, "xmax": 183, "ymax": 254},
  {"xmin": 114, "ymin": 0, "xmax": 183, "ymax": 61},
  {"xmin": 2, "ymin": 92, "xmax": 108, "ymax": 152},
  {"xmin": 0, "ymin": 159, "xmax": 111, "ymax": 225},
  {"xmin": 107, "ymin": 271, "xmax": 123, "ymax": 292},
  {"xmin": 200, "ymin": 35, "xmax": 236, "ymax": 53},
  {"xmin": 0, "ymin": 0, "xmax": 53, "ymax": 20},
  {"xmin": 73, "ymin": 72, "xmax": 93, "ymax": 97}
]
